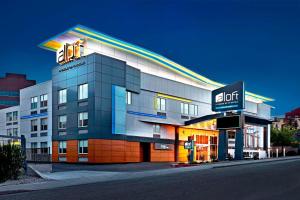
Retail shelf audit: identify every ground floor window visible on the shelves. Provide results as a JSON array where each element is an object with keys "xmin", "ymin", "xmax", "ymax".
[
  {"xmin": 78, "ymin": 140, "xmax": 88, "ymax": 154},
  {"xmin": 59, "ymin": 141, "xmax": 67, "ymax": 154}
]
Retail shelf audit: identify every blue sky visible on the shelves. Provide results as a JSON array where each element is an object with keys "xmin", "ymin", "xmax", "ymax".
[{"xmin": 0, "ymin": 0, "xmax": 299, "ymax": 115}]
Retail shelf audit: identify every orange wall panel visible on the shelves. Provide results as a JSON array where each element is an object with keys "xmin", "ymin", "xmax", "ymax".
[
  {"xmin": 52, "ymin": 141, "xmax": 59, "ymax": 162},
  {"xmin": 66, "ymin": 140, "xmax": 78, "ymax": 163}
]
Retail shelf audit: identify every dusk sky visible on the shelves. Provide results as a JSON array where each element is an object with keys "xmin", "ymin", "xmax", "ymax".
[{"xmin": 0, "ymin": 0, "xmax": 299, "ymax": 116}]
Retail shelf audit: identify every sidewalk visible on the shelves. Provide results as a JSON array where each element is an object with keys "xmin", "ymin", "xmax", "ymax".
[{"xmin": 1, "ymin": 156, "xmax": 300, "ymax": 194}]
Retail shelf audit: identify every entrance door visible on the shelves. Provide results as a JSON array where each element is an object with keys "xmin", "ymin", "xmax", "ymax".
[{"xmin": 140, "ymin": 142, "xmax": 151, "ymax": 162}]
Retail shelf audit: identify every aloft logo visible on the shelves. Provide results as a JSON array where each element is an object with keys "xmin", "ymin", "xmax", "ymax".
[{"xmin": 215, "ymin": 91, "xmax": 239, "ymax": 103}]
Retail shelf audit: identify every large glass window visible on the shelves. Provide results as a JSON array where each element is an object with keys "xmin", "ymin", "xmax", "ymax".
[
  {"xmin": 126, "ymin": 91, "xmax": 132, "ymax": 105},
  {"xmin": 31, "ymin": 96, "xmax": 38, "ymax": 109},
  {"xmin": 59, "ymin": 141, "xmax": 67, "ymax": 154},
  {"xmin": 40, "ymin": 94, "xmax": 48, "ymax": 107},
  {"xmin": 40, "ymin": 118, "xmax": 48, "ymax": 131},
  {"xmin": 156, "ymin": 97, "xmax": 166, "ymax": 111},
  {"xmin": 58, "ymin": 115, "xmax": 67, "ymax": 129},
  {"xmin": 78, "ymin": 112, "xmax": 88, "ymax": 127},
  {"xmin": 78, "ymin": 83, "xmax": 88, "ymax": 100},
  {"xmin": 31, "ymin": 119, "xmax": 38, "ymax": 132},
  {"xmin": 31, "ymin": 142, "xmax": 38, "ymax": 154},
  {"xmin": 78, "ymin": 140, "xmax": 88, "ymax": 154},
  {"xmin": 58, "ymin": 89, "xmax": 67, "ymax": 104}
]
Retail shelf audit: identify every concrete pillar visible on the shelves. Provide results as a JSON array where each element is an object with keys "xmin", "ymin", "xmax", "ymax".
[
  {"xmin": 283, "ymin": 148, "xmax": 286, "ymax": 157},
  {"xmin": 235, "ymin": 128, "xmax": 244, "ymax": 160},
  {"xmin": 218, "ymin": 130, "xmax": 228, "ymax": 161},
  {"xmin": 276, "ymin": 148, "xmax": 278, "ymax": 158}
]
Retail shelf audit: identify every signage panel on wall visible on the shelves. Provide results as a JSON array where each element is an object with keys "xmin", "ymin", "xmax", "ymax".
[{"xmin": 212, "ymin": 81, "xmax": 245, "ymax": 112}]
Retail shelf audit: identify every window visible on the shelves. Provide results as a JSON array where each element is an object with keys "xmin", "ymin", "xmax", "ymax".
[
  {"xmin": 7, "ymin": 129, "xmax": 12, "ymax": 136},
  {"xmin": 31, "ymin": 96, "xmax": 38, "ymax": 109},
  {"xmin": 13, "ymin": 111, "xmax": 18, "ymax": 121},
  {"xmin": 40, "ymin": 118, "xmax": 48, "ymax": 131},
  {"xmin": 156, "ymin": 97, "xmax": 166, "ymax": 111},
  {"xmin": 78, "ymin": 83, "xmax": 88, "ymax": 100},
  {"xmin": 78, "ymin": 112, "xmax": 88, "ymax": 127},
  {"xmin": 40, "ymin": 94, "xmax": 48, "ymax": 107},
  {"xmin": 189, "ymin": 104, "xmax": 198, "ymax": 116},
  {"xmin": 31, "ymin": 142, "xmax": 38, "ymax": 154},
  {"xmin": 58, "ymin": 115, "xmax": 67, "ymax": 129},
  {"xmin": 126, "ymin": 91, "xmax": 132, "ymax": 105},
  {"xmin": 6, "ymin": 112, "xmax": 12, "ymax": 122},
  {"xmin": 181, "ymin": 103, "xmax": 189, "ymax": 115},
  {"xmin": 58, "ymin": 89, "xmax": 67, "ymax": 104},
  {"xmin": 13, "ymin": 128, "xmax": 18, "ymax": 136},
  {"xmin": 153, "ymin": 124, "xmax": 161, "ymax": 133},
  {"xmin": 59, "ymin": 141, "xmax": 67, "ymax": 154},
  {"xmin": 31, "ymin": 119, "xmax": 38, "ymax": 132},
  {"xmin": 78, "ymin": 140, "xmax": 88, "ymax": 154},
  {"xmin": 41, "ymin": 142, "xmax": 48, "ymax": 154}
]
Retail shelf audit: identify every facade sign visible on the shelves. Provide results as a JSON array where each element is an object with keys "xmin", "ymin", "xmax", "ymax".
[
  {"xmin": 184, "ymin": 141, "xmax": 193, "ymax": 149},
  {"xmin": 56, "ymin": 40, "xmax": 84, "ymax": 64},
  {"xmin": 212, "ymin": 81, "xmax": 245, "ymax": 112}
]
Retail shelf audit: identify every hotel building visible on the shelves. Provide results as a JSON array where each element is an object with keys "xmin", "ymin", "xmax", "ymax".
[{"xmin": 1, "ymin": 25, "xmax": 274, "ymax": 163}]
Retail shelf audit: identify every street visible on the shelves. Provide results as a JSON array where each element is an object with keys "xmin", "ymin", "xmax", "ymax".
[{"xmin": 2, "ymin": 159, "xmax": 300, "ymax": 200}]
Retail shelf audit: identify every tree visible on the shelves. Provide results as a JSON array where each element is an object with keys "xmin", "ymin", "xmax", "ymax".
[{"xmin": 271, "ymin": 125, "xmax": 297, "ymax": 153}]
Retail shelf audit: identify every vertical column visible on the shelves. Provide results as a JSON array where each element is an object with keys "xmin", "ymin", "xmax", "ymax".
[
  {"xmin": 235, "ymin": 128, "xmax": 244, "ymax": 160},
  {"xmin": 218, "ymin": 130, "xmax": 227, "ymax": 161}
]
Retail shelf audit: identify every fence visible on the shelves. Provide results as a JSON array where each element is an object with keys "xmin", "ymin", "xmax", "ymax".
[{"xmin": 26, "ymin": 147, "xmax": 51, "ymax": 162}]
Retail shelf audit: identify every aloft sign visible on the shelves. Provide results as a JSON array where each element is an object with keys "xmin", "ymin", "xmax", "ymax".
[{"xmin": 211, "ymin": 81, "xmax": 245, "ymax": 112}]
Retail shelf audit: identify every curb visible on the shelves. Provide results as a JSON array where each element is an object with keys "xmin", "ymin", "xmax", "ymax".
[{"xmin": 212, "ymin": 156, "xmax": 300, "ymax": 169}]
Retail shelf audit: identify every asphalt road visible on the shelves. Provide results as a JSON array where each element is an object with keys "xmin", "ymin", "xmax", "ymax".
[{"xmin": 3, "ymin": 159, "xmax": 300, "ymax": 200}]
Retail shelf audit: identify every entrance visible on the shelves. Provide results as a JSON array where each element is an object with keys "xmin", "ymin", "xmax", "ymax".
[{"xmin": 140, "ymin": 142, "xmax": 151, "ymax": 162}]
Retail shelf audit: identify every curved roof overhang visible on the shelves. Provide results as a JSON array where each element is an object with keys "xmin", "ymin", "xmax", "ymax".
[{"xmin": 39, "ymin": 24, "xmax": 274, "ymax": 103}]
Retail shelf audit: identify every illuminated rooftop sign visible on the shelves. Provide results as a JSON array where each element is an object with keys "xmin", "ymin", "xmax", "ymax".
[{"xmin": 56, "ymin": 40, "xmax": 84, "ymax": 64}]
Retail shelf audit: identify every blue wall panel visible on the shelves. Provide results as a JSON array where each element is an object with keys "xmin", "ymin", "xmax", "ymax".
[{"xmin": 112, "ymin": 85, "xmax": 126, "ymax": 134}]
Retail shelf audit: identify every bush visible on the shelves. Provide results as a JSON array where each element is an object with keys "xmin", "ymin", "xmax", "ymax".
[{"xmin": 0, "ymin": 145, "xmax": 25, "ymax": 183}]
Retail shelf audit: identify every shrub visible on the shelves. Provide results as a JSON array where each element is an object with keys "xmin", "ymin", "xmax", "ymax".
[{"xmin": 0, "ymin": 145, "xmax": 25, "ymax": 183}]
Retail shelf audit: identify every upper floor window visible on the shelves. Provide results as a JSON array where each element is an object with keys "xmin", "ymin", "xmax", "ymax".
[
  {"xmin": 189, "ymin": 104, "xmax": 198, "ymax": 116},
  {"xmin": 31, "ymin": 96, "xmax": 38, "ymax": 109},
  {"xmin": 7, "ymin": 128, "xmax": 12, "ymax": 136},
  {"xmin": 181, "ymin": 103, "xmax": 189, "ymax": 115},
  {"xmin": 58, "ymin": 115, "xmax": 67, "ymax": 129},
  {"xmin": 58, "ymin": 89, "xmax": 67, "ymax": 104},
  {"xmin": 78, "ymin": 83, "xmax": 88, "ymax": 100},
  {"xmin": 6, "ymin": 112, "xmax": 12, "ymax": 122},
  {"xmin": 40, "ymin": 94, "xmax": 48, "ymax": 107},
  {"xmin": 40, "ymin": 118, "xmax": 48, "ymax": 131},
  {"xmin": 59, "ymin": 141, "xmax": 67, "ymax": 154},
  {"xmin": 13, "ymin": 128, "xmax": 18, "ymax": 136},
  {"xmin": 78, "ymin": 140, "xmax": 88, "ymax": 154},
  {"xmin": 156, "ymin": 97, "xmax": 166, "ymax": 111},
  {"xmin": 31, "ymin": 119, "xmax": 38, "ymax": 132},
  {"xmin": 153, "ymin": 124, "xmax": 161, "ymax": 134},
  {"xmin": 126, "ymin": 91, "xmax": 132, "ymax": 105},
  {"xmin": 12, "ymin": 111, "xmax": 18, "ymax": 121},
  {"xmin": 78, "ymin": 112, "xmax": 88, "ymax": 128}
]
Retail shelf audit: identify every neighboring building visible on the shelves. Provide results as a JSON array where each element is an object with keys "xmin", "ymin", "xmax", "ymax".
[
  {"xmin": 37, "ymin": 25, "xmax": 274, "ymax": 163},
  {"xmin": 272, "ymin": 108, "xmax": 300, "ymax": 130},
  {"xmin": 0, "ymin": 73, "xmax": 36, "ymax": 109},
  {"xmin": 272, "ymin": 115, "xmax": 285, "ymax": 130},
  {"xmin": 285, "ymin": 108, "xmax": 300, "ymax": 129},
  {"xmin": 0, "ymin": 106, "xmax": 20, "ymax": 145},
  {"xmin": 20, "ymin": 81, "xmax": 52, "ymax": 157}
]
